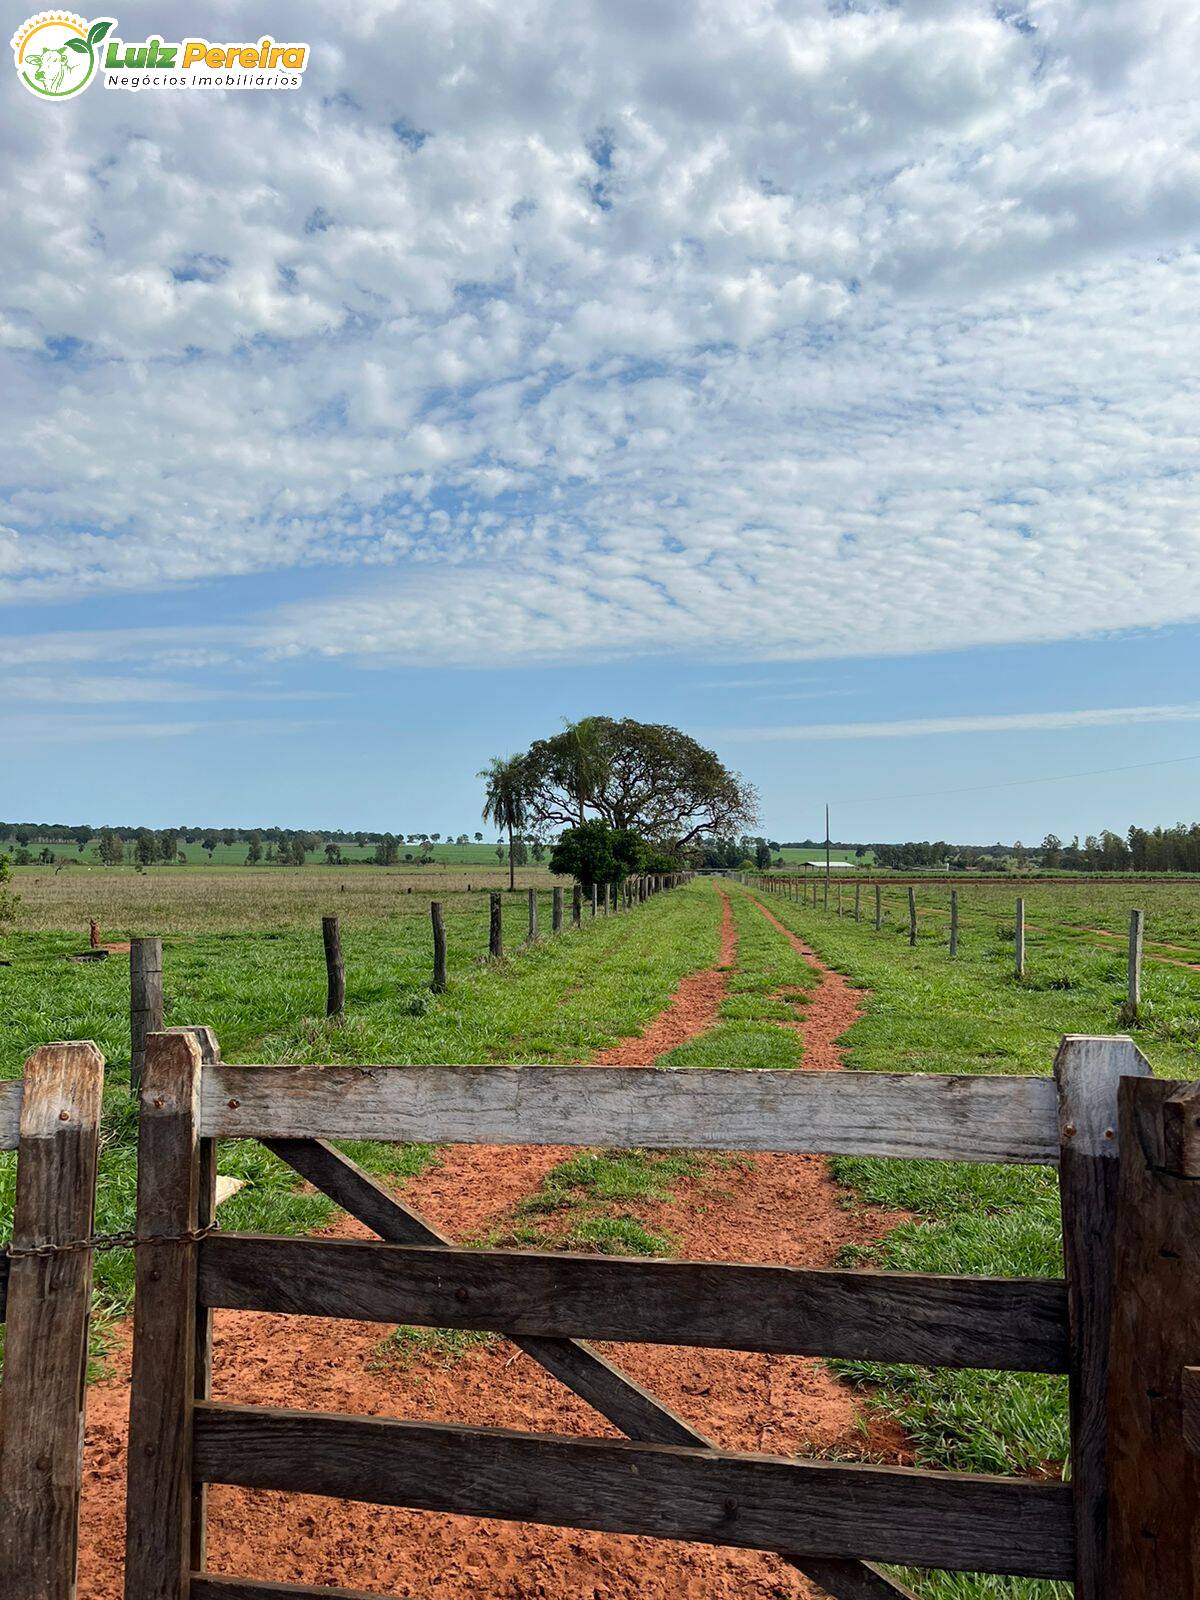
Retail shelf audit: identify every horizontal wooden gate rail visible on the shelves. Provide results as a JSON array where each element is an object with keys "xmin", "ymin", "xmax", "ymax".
[
  {"xmin": 0, "ymin": 1040, "xmax": 106, "ymax": 1600},
  {"xmin": 122, "ymin": 1030, "xmax": 1190, "ymax": 1600}
]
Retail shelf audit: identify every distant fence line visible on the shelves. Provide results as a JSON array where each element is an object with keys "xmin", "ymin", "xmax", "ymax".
[
  {"xmin": 748, "ymin": 873, "xmax": 1150, "ymax": 1022},
  {"xmin": 125, "ymin": 873, "xmax": 691, "ymax": 1075}
]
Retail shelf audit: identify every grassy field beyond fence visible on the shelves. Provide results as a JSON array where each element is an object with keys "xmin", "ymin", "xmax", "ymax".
[{"xmin": 747, "ymin": 875, "xmax": 1200, "ymax": 1600}]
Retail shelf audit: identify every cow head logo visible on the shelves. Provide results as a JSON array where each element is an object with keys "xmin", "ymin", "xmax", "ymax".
[{"xmin": 11, "ymin": 12, "xmax": 114, "ymax": 98}]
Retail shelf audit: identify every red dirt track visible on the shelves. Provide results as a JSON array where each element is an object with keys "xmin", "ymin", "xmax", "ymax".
[{"xmin": 79, "ymin": 883, "xmax": 904, "ymax": 1600}]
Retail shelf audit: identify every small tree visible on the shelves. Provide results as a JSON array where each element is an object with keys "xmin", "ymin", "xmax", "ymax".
[
  {"xmin": 549, "ymin": 821, "xmax": 643, "ymax": 892},
  {"xmin": 245, "ymin": 832, "xmax": 264, "ymax": 865},
  {"xmin": 325, "ymin": 842, "xmax": 342, "ymax": 864}
]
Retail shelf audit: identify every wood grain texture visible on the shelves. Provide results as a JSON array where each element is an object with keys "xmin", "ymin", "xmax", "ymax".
[
  {"xmin": 262, "ymin": 1137, "xmax": 917, "ymax": 1600},
  {"xmin": 1161, "ymin": 1082, "xmax": 1200, "ymax": 1177},
  {"xmin": 1182, "ymin": 1367, "xmax": 1200, "ymax": 1457},
  {"xmin": 192, "ymin": 1402, "xmax": 1074, "ymax": 1578},
  {"xmin": 0, "ymin": 1079, "xmax": 23, "ymax": 1150},
  {"xmin": 202, "ymin": 1063, "xmax": 1061, "ymax": 1164},
  {"xmin": 123, "ymin": 1030, "xmax": 204, "ymax": 1600},
  {"xmin": 1053, "ymin": 1034, "xmax": 1152, "ymax": 1600},
  {"xmin": 1103, "ymin": 1076, "xmax": 1200, "ymax": 1598},
  {"xmin": 198, "ymin": 1233, "xmax": 1070, "ymax": 1372},
  {"xmin": 0, "ymin": 1041, "xmax": 105, "ymax": 1600}
]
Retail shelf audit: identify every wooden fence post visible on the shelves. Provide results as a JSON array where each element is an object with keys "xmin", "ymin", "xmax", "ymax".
[
  {"xmin": 1053, "ymin": 1035, "xmax": 1152, "ymax": 1600},
  {"xmin": 0, "ymin": 1041, "xmax": 105, "ymax": 1600},
  {"xmin": 130, "ymin": 936, "xmax": 164, "ymax": 1092},
  {"xmin": 1015, "ymin": 897, "xmax": 1026, "ymax": 979},
  {"xmin": 823, "ymin": 877, "xmax": 829, "ymax": 911},
  {"xmin": 1104, "ymin": 1071, "xmax": 1200, "ymax": 1597},
  {"xmin": 875, "ymin": 883, "xmax": 882, "ymax": 930},
  {"xmin": 489, "ymin": 892, "xmax": 503, "ymax": 959},
  {"xmin": 908, "ymin": 887, "xmax": 917, "ymax": 947},
  {"xmin": 950, "ymin": 891, "xmax": 959, "ymax": 958},
  {"xmin": 854, "ymin": 883, "xmax": 861, "ymax": 923},
  {"xmin": 837, "ymin": 882, "xmax": 843, "ymax": 917},
  {"xmin": 124, "ymin": 1029, "xmax": 204, "ymax": 1600},
  {"xmin": 527, "ymin": 888, "xmax": 538, "ymax": 943},
  {"xmin": 322, "ymin": 917, "xmax": 344, "ymax": 1016},
  {"xmin": 430, "ymin": 902, "xmax": 447, "ymax": 991},
  {"xmin": 1126, "ymin": 910, "xmax": 1144, "ymax": 1017},
  {"xmin": 591, "ymin": 884, "xmax": 598, "ymax": 918},
  {"xmin": 572, "ymin": 884, "xmax": 582, "ymax": 928},
  {"xmin": 552, "ymin": 886, "xmax": 564, "ymax": 932}
]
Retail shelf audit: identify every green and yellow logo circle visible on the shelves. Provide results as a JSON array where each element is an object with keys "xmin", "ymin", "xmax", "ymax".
[{"xmin": 11, "ymin": 12, "xmax": 114, "ymax": 99}]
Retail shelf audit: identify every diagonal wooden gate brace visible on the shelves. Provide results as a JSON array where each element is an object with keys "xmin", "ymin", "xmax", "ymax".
[{"xmin": 264, "ymin": 1132, "xmax": 918, "ymax": 1600}]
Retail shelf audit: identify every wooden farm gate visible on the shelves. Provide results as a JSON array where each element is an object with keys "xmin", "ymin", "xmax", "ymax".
[
  {"xmin": 122, "ymin": 1028, "xmax": 1200, "ymax": 1600},
  {"xmin": 0, "ymin": 1041, "xmax": 106, "ymax": 1600}
]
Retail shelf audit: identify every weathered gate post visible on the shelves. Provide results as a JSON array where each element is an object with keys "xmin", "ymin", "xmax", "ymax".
[
  {"xmin": 0, "ymin": 1042, "xmax": 105, "ymax": 1600},
  {"xmin": 1103, "ymin": 1072, "xmax": 1200, "ymax": 1597},
  {"xmin": 124, "ymin": 1029, "xmax": 205, "ymax": 1600},
  {"xmin": 527, "ymin": 887, "xmax": 538, "ymax": 943},
  {"xmin": 572, "ymin": 884, "xmax": 582, "ymax": 927},
  {"xmin": 552, "ymin": 886, "xmax": 564, "ymax": 932},
  {"xmin": 1053, "ymin": 1035, "xmax": 1153, "ymax": 1600},
  {"xmin": 489, "ymin": 892, "xmax": 503, "ymax": 958}
]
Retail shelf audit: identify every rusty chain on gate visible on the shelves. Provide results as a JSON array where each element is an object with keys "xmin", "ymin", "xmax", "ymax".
[{"xmin": 3, "ymin": 1222, "xmax": 219, "ymax": 1260}]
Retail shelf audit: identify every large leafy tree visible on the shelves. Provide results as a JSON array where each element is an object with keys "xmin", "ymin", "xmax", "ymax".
[
  {"xmin": 518, "ymin": 717, "xmax": 757, "ymax": 849},
  {"xmin": 478, "ymin": 754, "xmax": 528, "ymax": 890}
]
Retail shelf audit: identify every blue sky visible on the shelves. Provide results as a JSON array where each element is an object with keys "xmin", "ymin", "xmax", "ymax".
[{"xmin": 3, "ymin": 0, "xmax": 1200, "ymax": 843}]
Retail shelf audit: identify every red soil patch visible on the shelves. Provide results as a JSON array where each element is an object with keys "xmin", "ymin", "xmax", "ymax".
[
  {"xmin": 77, "ymin": 883, "xmax": 903, "ymax": 1600},
  {"xmin": 744, "ymin": 894, "xmax": 866, "ymax": 1072},
  {"xmin": 591, "ymin": 888, "xmax": 737, "ymax": 1064}
]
